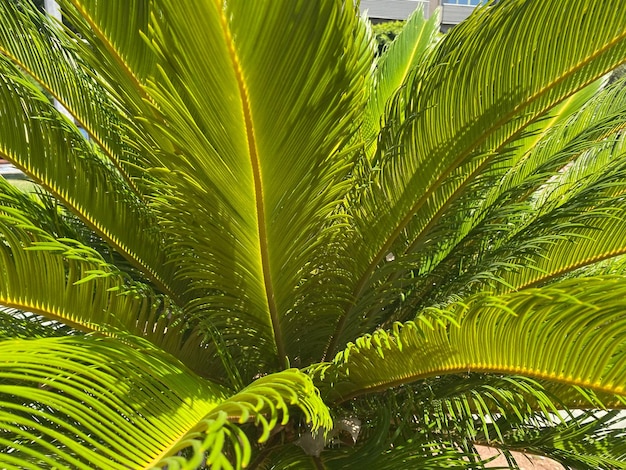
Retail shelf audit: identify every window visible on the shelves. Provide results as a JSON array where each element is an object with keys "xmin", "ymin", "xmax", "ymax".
[{"xmin": 444, "ymin": 0, "xmax": 482, "ymax": 5}]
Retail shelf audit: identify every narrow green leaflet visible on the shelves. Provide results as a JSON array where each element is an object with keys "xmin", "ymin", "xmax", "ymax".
[{"xmin": 0, "ymin": 2, "xmax": 145, "ymax": 187}]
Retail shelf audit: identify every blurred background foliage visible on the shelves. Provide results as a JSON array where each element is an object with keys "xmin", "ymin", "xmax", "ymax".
[{"xmin": 372, "ymin": 20, "xmax": 405, "ymax": 57}]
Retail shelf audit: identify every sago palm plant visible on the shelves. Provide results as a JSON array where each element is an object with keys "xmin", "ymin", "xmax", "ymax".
[{"xmin": 1, "ymin": 0, "xmax": 626, "ymax": 468}]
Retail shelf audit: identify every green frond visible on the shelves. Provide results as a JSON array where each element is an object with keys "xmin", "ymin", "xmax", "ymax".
[
  {"xmin": 367, "ymin": 79, "xmax": 626, "ymax": 323},
  {"xmin": 0, "ymin": 1, "xmax": 144, "ymax": 190},
  {"xmin": 0, "ymin": 183, "xmax": 218, "ymax": 377},
  {"xmin": 498, "ymin": 176, "xmax": 626, "ymax": 291},
  {"xmin": 0, "ymin": 335, "xmax": 229, "ymax": 469},
  {"xmin": 368, "ymin": 373, "xmax": 626, "ymax": 456},
  {"xmin": 154, "ymin": 368, "xmax": 331, "ymax": 470},
  {"xmin": 0, "ymin": 207, "xmax": 147, "ymax": 333},
  {"xmin": 449, "ymin": 128, "xmax": 626, "ymax": 299},
  {"xmin": 0, "ymin": 56, "xmax": 178, "ymax": 300},
  {"xmin": 477, "ymin": 78, "xmax": 616, "ymax": 216},
  {"xmin": 410, "ymin": 76, "xmax": 612, "ymax": 275},
  {"xmin": 214, "ymin": 371, "xmax": 332, "ymax": 439},
  {"xmin": 400, "ymin": 374, "xmax": 571, "ymax": 443},
  {"xmin": 127, "ymin": 0, "xmax": 372, "ymax": 370},
  {"xmin": 328, "ymin": 0, "xmax": 626, "ymax": 355},
  {"xmin": 370, "ymin": 6, "xmax": 440, "ymax": 119},
  {"xmin": 362, "ymin": 6, "xmax": 440, "ymax": 157},
  {"xmin": 0, "ymin": 335, "xmax": 331, "ymax": 469},
  {"xmin": 313, "ymin": 277, "xmax": 626, "ymax": 403}
]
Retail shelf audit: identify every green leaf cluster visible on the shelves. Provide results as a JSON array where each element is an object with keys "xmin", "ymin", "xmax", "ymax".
[{"xmin": 0, "ymin": 0, "xmax": 626, "ymax": 468}]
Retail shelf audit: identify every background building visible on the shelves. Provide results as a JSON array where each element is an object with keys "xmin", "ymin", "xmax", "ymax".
[{"xmin": 360, "ymin": 0, "xmax": 481, "ymax": 31}]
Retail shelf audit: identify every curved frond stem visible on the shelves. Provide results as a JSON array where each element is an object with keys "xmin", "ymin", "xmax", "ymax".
[
  {"xmin": 67, "ymin": 0, "xmax": 152, "ymax": 108},
  {"xmin": 0, "ymin": 150, "xmax": 179, "ymax": 303},
  {"xmin": 336, "ymin": 365, "xmax": 624, "ymax": 405},
  {"xmin": 0, "ymin": 49, "xmax": 139, "ymax": 194},
  {"xmin": 314, "ymin": 277, "xmax": 626, "ymax": 406},
  {"xmin": 517, "ymin": 246, "xmax": 626, "ymax": 292}
]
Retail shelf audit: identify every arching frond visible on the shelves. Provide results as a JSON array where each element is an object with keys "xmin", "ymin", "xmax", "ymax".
[
  {"xmin": 425, "ymin": 128, "xmax": 626, "ymax": 305},
  {"xmin": 0, "ymin": 335, "xmax": 228, "ymax": 469},
  {"xmin": 364, "ymin": 78, "xmax": 626, "ymax": 326},
  {"xmin": 0, "ymin": 56, "xmax": 177, "ymax": 299},
  {"xmin": 0, "ymin": 179, "xmax": 218, "ymax": 377},
  {"xmin": 0, "ymin": 1, "xmax": 145, "ymax": 189},
  {"xmin": 313, "ymin": 277, "xmax": 626, "ymax": 403},
  {"xmin": 0, "ymin": 335, "xmax": 331, "ymax": 470},
  {"xmin": 154, "ymin": 369, "xmax": 332, "ymax": 470},
  {"xmin": 491, "ymin": 142, "xmax": 626, "ymax": 292},
  {"xmin": 428, "ymin": 79, "xmax": 626, "ymax": 292},
  {"xmin": 367, "ymin": 373, "xmax": 626, "ymax": 465}
]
